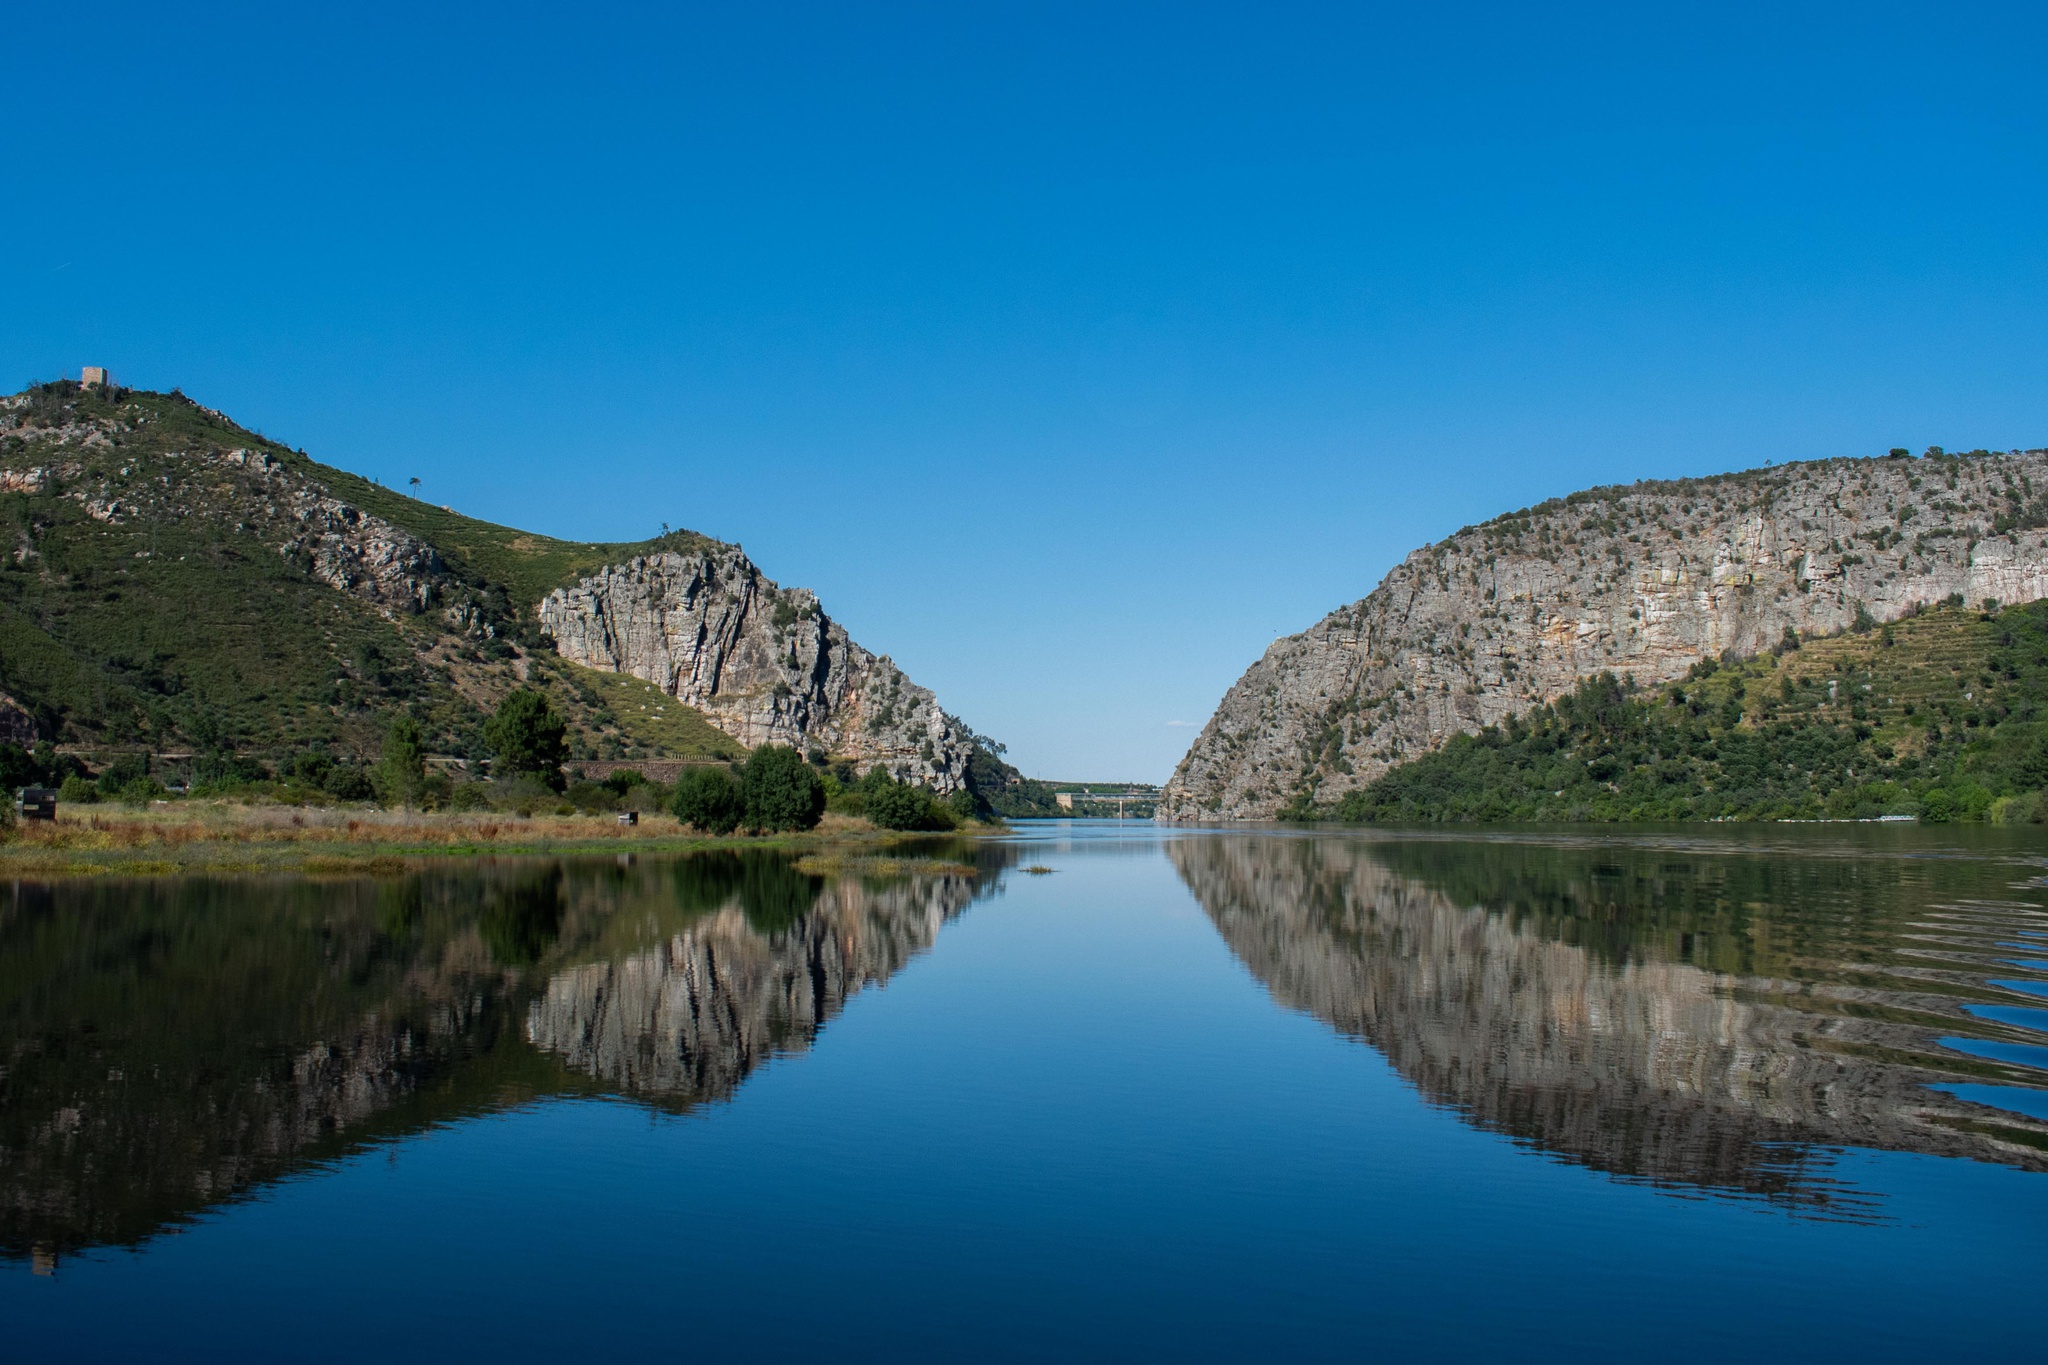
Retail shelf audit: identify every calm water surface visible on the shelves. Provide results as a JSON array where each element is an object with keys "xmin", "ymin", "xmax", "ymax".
[{"xmin": 4, "ymin": 822, "xmax": 2047, "ymax": 1360}]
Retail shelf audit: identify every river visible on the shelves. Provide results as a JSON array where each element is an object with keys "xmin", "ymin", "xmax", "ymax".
[{"xmin": 3, "ymin": 823, "xmax": 2045, "ymax": 1360}]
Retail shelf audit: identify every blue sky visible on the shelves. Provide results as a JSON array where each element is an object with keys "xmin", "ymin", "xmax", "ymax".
[{"xmin": 6, "ymin": 2, "xmax": 2046, "ymax": 780}]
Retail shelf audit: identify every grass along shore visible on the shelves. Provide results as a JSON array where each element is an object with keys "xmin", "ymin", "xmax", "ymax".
[{"xmin": 0, "ymin": 802, "xmax": 997, "ymax": 877}]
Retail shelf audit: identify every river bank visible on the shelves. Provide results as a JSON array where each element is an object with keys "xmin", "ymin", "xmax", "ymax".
[{"xmin": 0, "ymin": 803, "xmax": 995, "ymax": 877}]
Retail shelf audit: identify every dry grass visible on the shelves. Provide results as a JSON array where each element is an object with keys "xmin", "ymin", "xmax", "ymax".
[{"xmin": 0, "ymin": 802, "xmax": 895, "ymax": 876}]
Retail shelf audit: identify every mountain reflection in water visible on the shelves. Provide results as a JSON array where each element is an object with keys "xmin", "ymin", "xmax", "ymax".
[
  {"xmin": 1170, "ymin": 832, "xmax": 2048, "ymax": 1216},
  {"xmin": 0, "ymin": 844, "xmax": 1011, "ymax": 1267}
]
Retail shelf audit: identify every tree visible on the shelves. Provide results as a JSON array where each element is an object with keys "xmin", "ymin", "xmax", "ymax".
[
  {"xmin": 672, "ymin": 765, "xmax": 746, "ymax": 834},
  {"xmin": 485, "ymin": 689, "xmax": 567, "ymax": 790},
  {"xmin": 741, "ymin": 745, "xmax": 825, "ymax": 832},
  {"xmin": 865, "ymin": 773, "xmax": 956, "ymax": 830},
  {"xmin": 377, "ymin": 715, "xmax": 427, "ymax": 808}
]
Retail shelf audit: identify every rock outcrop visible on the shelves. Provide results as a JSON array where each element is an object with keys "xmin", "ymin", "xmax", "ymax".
[
  {"xmin": 0, "ymin": 380, "xmax": 1003, "ymax": 771},
  {"xmin": 1162, "ymin": 450, "xmax": 2048, "ymax": 820},
  {"xmin": 0, "ymin": 391, "xmax": 448, "ymax": 617},
  {"xmin": 539, "ymin": 549, "xmax": 979, "ymax": 790}
]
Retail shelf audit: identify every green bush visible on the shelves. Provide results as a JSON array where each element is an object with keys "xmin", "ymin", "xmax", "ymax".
[
  {"xmin": 672, "ymin": 765, "xmax": 745, "ymax": 834},
  {"xmin": 565, "ymin": 779, "xmax": 619, "ymax": 813},
  {"xmin": 290, "ymin": 752, "xmax": 335, "ymax": 786},
  {"xmin": 865, "ymin": 774, "xmax": 957, "ymax": 831},
  {"xmin": 741, "ymin": 746, "xmax": 825, "ymax": 832},
  {"xmin": 57, "ymin": 774, "xmax": 98, "ymax": 804},
  {"xmin": 484, "ymin": 689, "xmax": 568, "ymax": 790},
  {"xmin": 97, "ymin": 754, "xmax": 149, "ymax": 799},
  {"xmin": 490, "ymin": 774, "xmax": 556, "ymax": 816},
  {"xmin": 323, "ymin": 765, "xmax": 376, "ymax": 801},
  {"xmin": 117, "ymin": 776, "xmax": 169, "ymax": 806},
  {"xmin": 0, "ymin": 743, "xmax": 46, "ymax": 793},
  {"xmin": 446, "ymin": 781, "xmax": 490, "ymax": 811}
]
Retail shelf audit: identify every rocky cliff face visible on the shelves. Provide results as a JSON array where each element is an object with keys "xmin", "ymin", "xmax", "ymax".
[
  {"xmin": 539, "ymin": 550, "xmax": 979, "ymax": 790},
  {"xmin": 1162, "ymin": 450, "xmax": 2048, "ymax": 820},
  {"xmin": 0, "ymin": 381, "xmax": 1000, "ymax": 771},
  {"xmin": 1169, "ymin": 834, "xmax": 2048, "ymax": 1202}
]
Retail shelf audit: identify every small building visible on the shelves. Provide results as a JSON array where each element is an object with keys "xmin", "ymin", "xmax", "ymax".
[
  {"xmin": 616, "ymin": 810, "xmax": 639, "ymax": 826},
  {"xmin": 1055, "ymin": 792, "xmax": 1074, "ymax": 810},
  {"xmin": 80, "ymin": 366, "xmax": 110, "ymax": 387},
  {"xmin": 16, "ymin": 787, "xmax": 57, "ymax": 821}
]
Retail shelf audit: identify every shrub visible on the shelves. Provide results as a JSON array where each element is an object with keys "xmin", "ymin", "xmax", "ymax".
[
  {"xmin": 58, "ymin": 774, "xmax": 98, "ymax": 804},
  {"xmin": 565, "ymin": 779, "xmax": 619, "ymax": 813},
  {"xmin": 484, "ymin": 689, "xmax": 568, "ymax": 790},
  {"xmin": 490, "ymin": 774, "xmax": 555, "ymax": 816},
  {"xmin": 323, "ymin": 765, "xmax": 376, "ymax": 801},
  {"xmin": 290, "ymin": 752, "xmax": 335, "ymax": 786},
  {"xmin": 0, "ymin": 743, "xmax": 43, "ymax": 793},
  {"xmin": 621, "ymin": 780, "xmax": 671, "ymax": 813},
  {"xmin": 741, "ymin": 745, "xmax": 825, "ymax": 832},
  {"xmin": 673, "ymin": 765, "xmax": 745, "ymax": 834},
  {"xmin": 866, "ymin": 775, "xmax": 957, "ymax": 831},
  {"xmin": 97, "ymin": 754, "xmax": 149, "ymax": 798},
  {"xmin": 117, "ymin": 776, "xmax": 168, "ymax": 806},
  {"xmin": 446, "ymin": 781, "xmax": 491, "ymax": 811}
]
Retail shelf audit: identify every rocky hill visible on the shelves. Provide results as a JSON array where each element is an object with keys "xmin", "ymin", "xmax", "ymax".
[
  {"xmin": 0, "ymin": 378, "xmax": 998, "ymax": 792},
  {"xmin": 1161, "ymin": 448, "xmax": 2048, "ymax": 820}
]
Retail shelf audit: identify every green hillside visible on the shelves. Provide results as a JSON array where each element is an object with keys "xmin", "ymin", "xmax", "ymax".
[
  {"xmin": 0, "ymin": 379, "xmax": 731, "ymax": 767},
  {"xmin": 1327, "ymin": 599, "xmax": 2048, "ymax": 824}
]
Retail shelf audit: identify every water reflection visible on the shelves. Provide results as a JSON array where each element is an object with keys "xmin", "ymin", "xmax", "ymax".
[
  {"xmin": 0, "ymin": 842, "xmax": 1012, "ymax": 1265},
  {"xmin": 526, "ymin": 852, "xmax": 987, "ymax": 1105},
  {"xmin": 1171, "ymin": 832, "xmax": 2048, "ymax": 1215}
]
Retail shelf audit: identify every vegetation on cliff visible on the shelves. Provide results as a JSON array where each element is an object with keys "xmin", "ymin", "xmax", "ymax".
[
  {"xmin": 1324, "ymin": 599, "xmax": 2048, "ymax": 823},
  {"xmin": 0, "ymin": 378, "xmax": 1026, "ymax": 807},
  {"xmin": 1164, "ymin": 442, "xmax": 2048, "ymax": 821}
]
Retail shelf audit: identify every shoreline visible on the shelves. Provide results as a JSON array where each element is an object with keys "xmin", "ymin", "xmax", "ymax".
[{"xmin": 0, "ymin": 803, "xmax": 1002, "ymax": 878}]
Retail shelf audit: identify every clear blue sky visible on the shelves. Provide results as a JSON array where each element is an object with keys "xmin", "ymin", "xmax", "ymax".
[{"xmin": 6, "ymin": 2, "xmax": 2045, "ymax": 780}]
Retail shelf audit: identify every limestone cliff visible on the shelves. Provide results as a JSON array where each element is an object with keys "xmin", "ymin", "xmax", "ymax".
[
  {"xmin": 1162, "ymin": 450, "xmax": 2048, "ymax": 820},
  {"xmin": 538, "ymin": 549, "xmax": 979, "ymax": 791},
  {"xmin": 0, "ymin": 379, "xmax": 1003, "ymax": 775}
]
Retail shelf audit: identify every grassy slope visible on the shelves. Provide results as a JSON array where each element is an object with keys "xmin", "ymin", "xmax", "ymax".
[
  {"xmin": 0, "ymin": 382, "xmax": 733, "ymax": 762},
  {"xmin": 1334, "ymin": 600, "xmax": 2048, "ymax": 823},
  {"xmin": 320, "ymin": 467, "xmax": 715, "ymax": 608}
]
